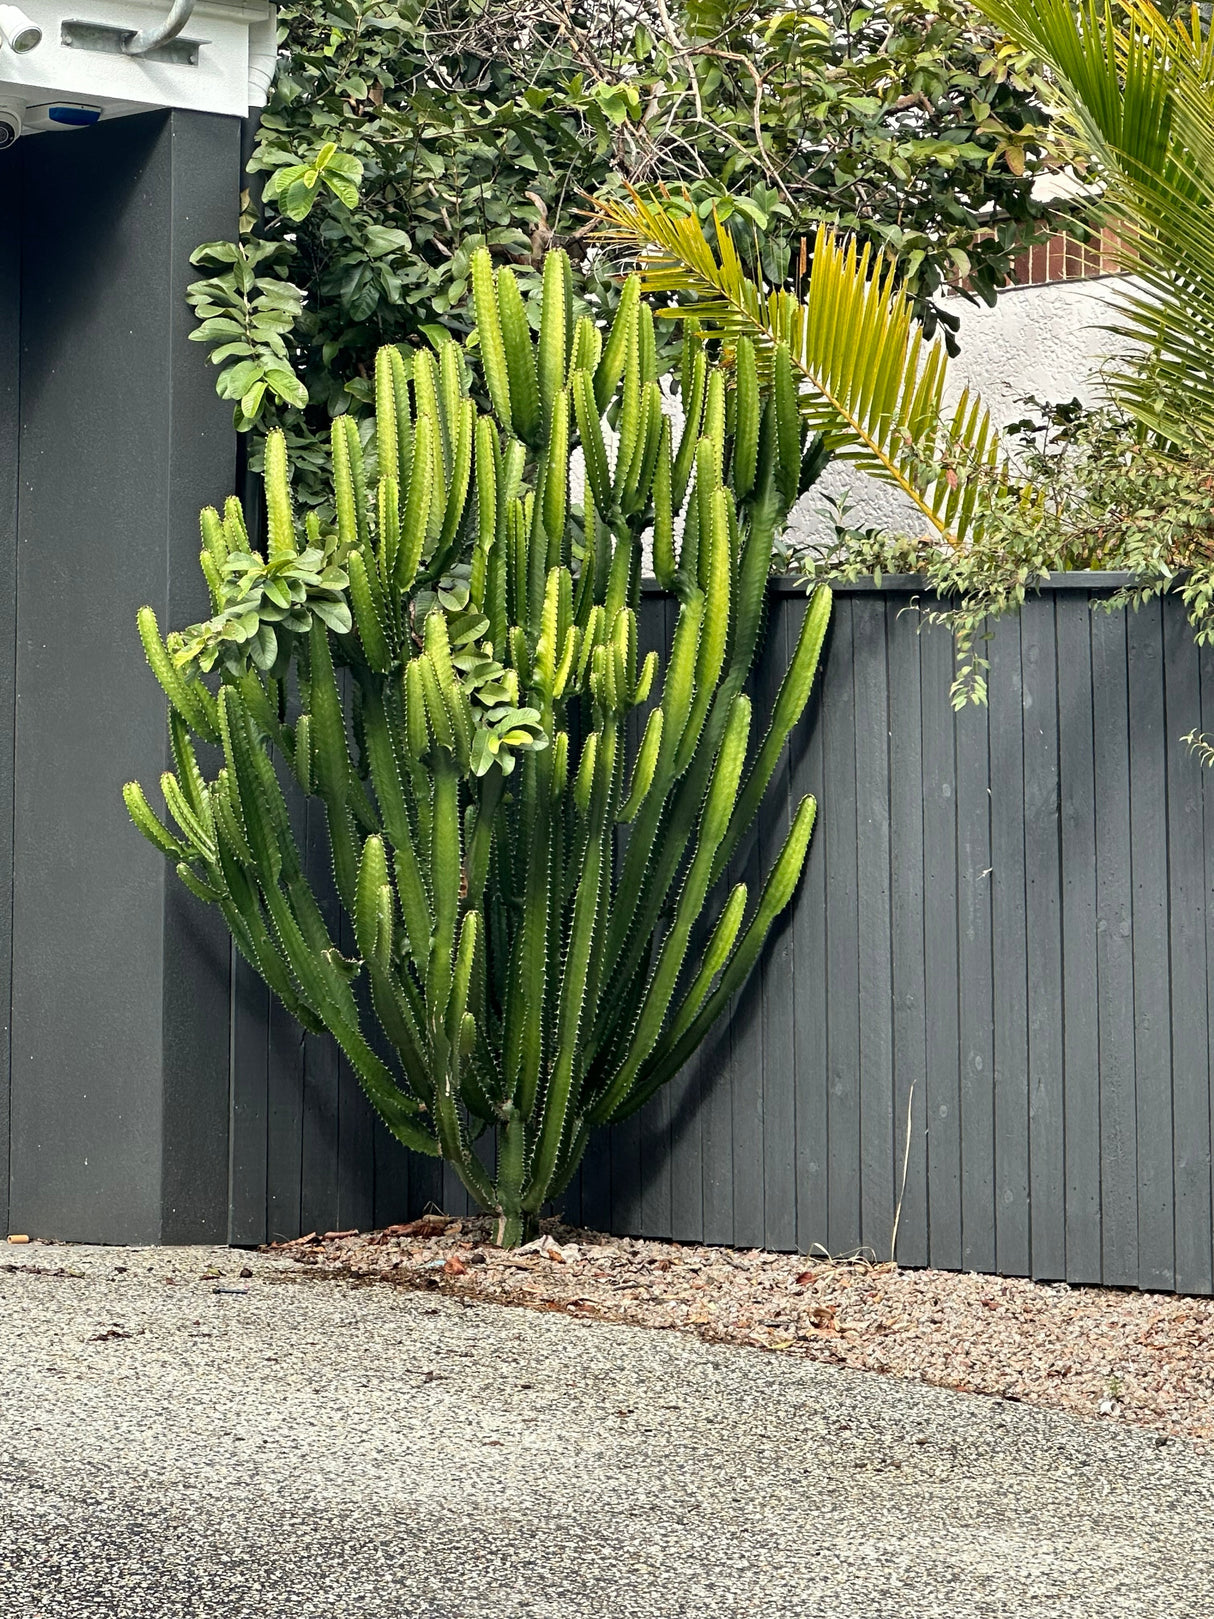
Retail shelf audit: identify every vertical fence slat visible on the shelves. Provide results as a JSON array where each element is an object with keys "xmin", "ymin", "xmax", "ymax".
[
  {"xmin": 300, "ymin": 1033, "xmax": 340, "ymax": 1236},
  {"xmin": 631, "ymin": 594, "xmax": 673, "ymax": 1240},
  {"xmin": 697, "ymin": 574, "xmax": 738, "ymax": 1240},
  {"xmin": 668, "ymin": 1040, "xmax": 706, "ymax": 1244},
  {"xmin": 823, "ymin": 596, "xmax": 862, "ymax": 1255},
  {"xmin": 639, "ymin": 1090, "xmax": 674, "ymax": 1243},
  {"xmin": 730, "ymin": 593, "xmax": 773, "ymax": 1251},
  {"xmin": 758, "ymin": 929, "xmax": 797, "ymax": 1245},
  {"xmin": 611, "ymin": 1091, "xmax": 644, "ymax": 1235},
  {"xmin": 265, "ymin": 998, "xmax": 304, "ymax": 1243},
  {"xmin": 956, "ymin": 655, "xmax": 995, "ymax": 1274},
  {"xmin": 989, "ymin": 614, "xmax": 1031, "ymax": 1276},
  {"xmin": 730, "ymin": 951, "xmax": 765, "ymax": 1248},
  {"xmin": 791, "ymin": 594, "xmax": 828, "ymax": 1255},
  {"xmin": 372, "ymin": 1123, "xmax": 410, "ymax": 1230},
  {"xmin": 229, "ymin": 958, "xmax": 269, "ymax": 1246},
  {"xmin": 441, "ymin": 1159, "xmax": 474, "ymax": 1220},
  {"xmin": 579, "ymin": 1120, "xmax": 612, "ymax": 1235},
  {"xmin": 699, "ymin": 1013, "xmax": 736, "ymax": 1246},
  {"xmin": 1023, "ymin": 597, "xmax": 1066, "ymax": 1281},
  {"xmin": 0, "ymin": 215, "xmax": 15, "ymax": 1245},
  {"xmin": 852, "ymin": 593, "xmax": 895, "ymax": 1259},
  {"xmin": 299, "ymin": 794, "xmax": 343, "ymax": 1236},
  {"xmin": 409, "ymin": 1147, "xmax": 445, "ymax": 1223},
  {"xmin": 1196, "ymin": 642, "xmax": 1214, "ymax": 1293},
  {"xmin": 760, "ymin": 594, "xmax": 798, "ymax": 1251},
  {"xmin": 1166, "ymin": 618, "xmax": 1211, "ymax": 1295},
  {"xmin": 1057, "ymin": 596, "xmax": 1101, "ymax": 1283},
  {"xmin": 1092, "ymin": 606, "xmax": 1138, "ymax": 1287},
  {"xmin": 336, "ymin": 1060, "xmax": 374, "ymax": 1234},
  {"xmin": 696, "ymin": 576, "xmax": 740, "ymax": 1245},
  {"xmin": 920, "ymin": 621, "xmax": 962, "ymax": 1269},
  {"xmin": 886, "ymin": 596, "xmax": 928, "ymax": 1267},
  {"xmin": 1128, "ymin": 602, "xmax": 1175, "ymax": 1291},
  {"xmin": 265, "ymin": 768, "xmax": 312, "ymax": 1242},
  {"xmin": 335, "ymin": 898, "xmax": 374, "ymax": 1234}
]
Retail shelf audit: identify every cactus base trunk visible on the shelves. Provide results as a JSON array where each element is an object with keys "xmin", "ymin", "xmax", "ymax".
[{"xmin": 495, "ymin": 1211, "xmax": 537, "ymax": 1248}]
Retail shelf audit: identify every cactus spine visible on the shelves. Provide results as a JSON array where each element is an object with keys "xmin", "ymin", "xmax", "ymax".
[{"xmin": 129, "ymin": 248, "xmax": 830, "ymax": 1245}]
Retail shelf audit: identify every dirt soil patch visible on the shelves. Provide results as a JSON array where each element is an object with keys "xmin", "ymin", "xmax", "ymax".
[{"xmin": 275, "ymin": 1216, "xmax": 1214, "ymax": 1446}]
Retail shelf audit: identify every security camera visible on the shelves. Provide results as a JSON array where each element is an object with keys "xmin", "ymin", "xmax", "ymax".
[
  {"xmin": 0, "ymin": 6, "xmax": 41, "ymax": 54},
  {"xmin": 0, "ymin": 98, "xmax": 22, "ymax": 151}
]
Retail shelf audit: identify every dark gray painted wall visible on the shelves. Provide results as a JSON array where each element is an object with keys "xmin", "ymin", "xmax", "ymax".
[
  {"xmin": 230, "ymin": 578, "xmax": 1214, "ymax": 1296},
  {"xmin": 1, "ymin": 111, "xmax": 240, "ymax": 1243}
]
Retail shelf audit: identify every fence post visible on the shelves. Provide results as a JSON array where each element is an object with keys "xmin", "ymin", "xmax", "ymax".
[{"xmin": 3, "ymin": 110, "xmax": 240, "ymax": 1243}]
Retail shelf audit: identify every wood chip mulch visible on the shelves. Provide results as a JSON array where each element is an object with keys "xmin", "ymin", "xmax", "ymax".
[{"xmin": 274, "ymin": 1216, "xmax": 1214, "ymax": 1447}]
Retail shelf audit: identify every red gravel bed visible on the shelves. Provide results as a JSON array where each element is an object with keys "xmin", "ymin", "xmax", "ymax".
[{"xmin": 277, "ymin": 1216, "xmax": 1214, "ymax": 1446}]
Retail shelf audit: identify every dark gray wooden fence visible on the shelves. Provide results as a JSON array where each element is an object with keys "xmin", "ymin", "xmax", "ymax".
[{"xmin": 229, "ymin": 578, "xmax": 1214, "ymax": 1297}]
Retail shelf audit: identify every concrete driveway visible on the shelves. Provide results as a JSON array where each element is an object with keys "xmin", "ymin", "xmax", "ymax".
[{"xmin": 1, "ymin": 1243, "xmax": 1211, "ymax": 1618}]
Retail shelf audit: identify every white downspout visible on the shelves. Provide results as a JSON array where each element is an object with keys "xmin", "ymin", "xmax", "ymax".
[{"xmin": 247, "ymin": 7, "xmax": 278, "ymax": 108}]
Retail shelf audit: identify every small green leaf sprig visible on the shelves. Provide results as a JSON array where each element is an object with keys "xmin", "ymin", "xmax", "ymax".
[
  {"xmin": 170, "ymin": 435, "xmax": 351, "ymax": 678},
  {"xmin": 262, "ymin": 140, "xmax": 364, "ymax": 223},
  {"xmin": 413, "ymin": 573, "xmax": 546, "ymax": 776},
  {"xmin": 187, "ymin": 236, "xmax": 309, "ymax": 429}
]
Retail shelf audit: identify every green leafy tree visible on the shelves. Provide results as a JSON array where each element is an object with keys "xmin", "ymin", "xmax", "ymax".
[
  {"xmin": 130, "ymin": 251, "xmax": 830, "ymax": 1244},
  {"xmin": 190, "ymin": 0, "xmax": 1060, "ymax": 500}
]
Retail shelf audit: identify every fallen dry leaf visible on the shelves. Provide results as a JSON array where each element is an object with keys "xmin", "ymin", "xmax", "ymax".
[{"xmin": 388, "ymin": 1215, "xmax": 454, "ymax": 1240}]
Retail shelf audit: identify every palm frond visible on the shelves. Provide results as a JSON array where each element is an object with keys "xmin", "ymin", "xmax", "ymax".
[
  {"xmin": 975, "ymin": 0, "xmax": 1214, "ymax": 447},
  {"xmin": 594, "ymin": 192, "xmax": 1025, "ymax": 548},
  {"xmin": 979, "ymin": 0, "xmax": 1176, "ymax": 177}
]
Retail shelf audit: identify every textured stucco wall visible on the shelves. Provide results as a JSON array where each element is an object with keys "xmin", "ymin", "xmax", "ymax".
[{"xmin": 788, "ymin": 274, "xmax": 1135, "ymax": 547}]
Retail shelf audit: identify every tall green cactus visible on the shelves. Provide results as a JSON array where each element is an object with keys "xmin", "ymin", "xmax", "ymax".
[{"xmin": 128, "ymin": 248, "xmax": 831, "ymax": 1245}]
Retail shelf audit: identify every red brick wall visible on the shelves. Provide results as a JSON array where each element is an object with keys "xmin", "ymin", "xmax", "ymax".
[{"xmin": 1011, "ymin": 226, "xmax": 1123, "ymax": 287}]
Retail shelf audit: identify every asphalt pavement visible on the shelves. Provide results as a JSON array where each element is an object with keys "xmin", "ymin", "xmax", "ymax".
[{"xmin": 2, "ymin": 1242, "xmax": 1211, "ymax": 1618}]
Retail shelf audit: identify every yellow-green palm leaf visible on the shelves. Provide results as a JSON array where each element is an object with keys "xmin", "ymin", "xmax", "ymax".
[{"xmin": 595, "ymin": 192, "xmax": 1019, "ymax": 548}]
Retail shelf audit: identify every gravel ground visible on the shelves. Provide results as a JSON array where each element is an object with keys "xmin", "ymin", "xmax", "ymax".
[
  {"xmin": 2, "ymin": 1241, "xmax": 1214, "ymax": 1618},
  {"xmin": 284, "ymin": 1215, "xmax": 1214, "ymax": 1446}
]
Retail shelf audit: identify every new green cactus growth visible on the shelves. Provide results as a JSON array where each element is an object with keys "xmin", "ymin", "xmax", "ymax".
[{"xmin": 128, "ymin": 248, "xmax": 831, "ymax": 1245}]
